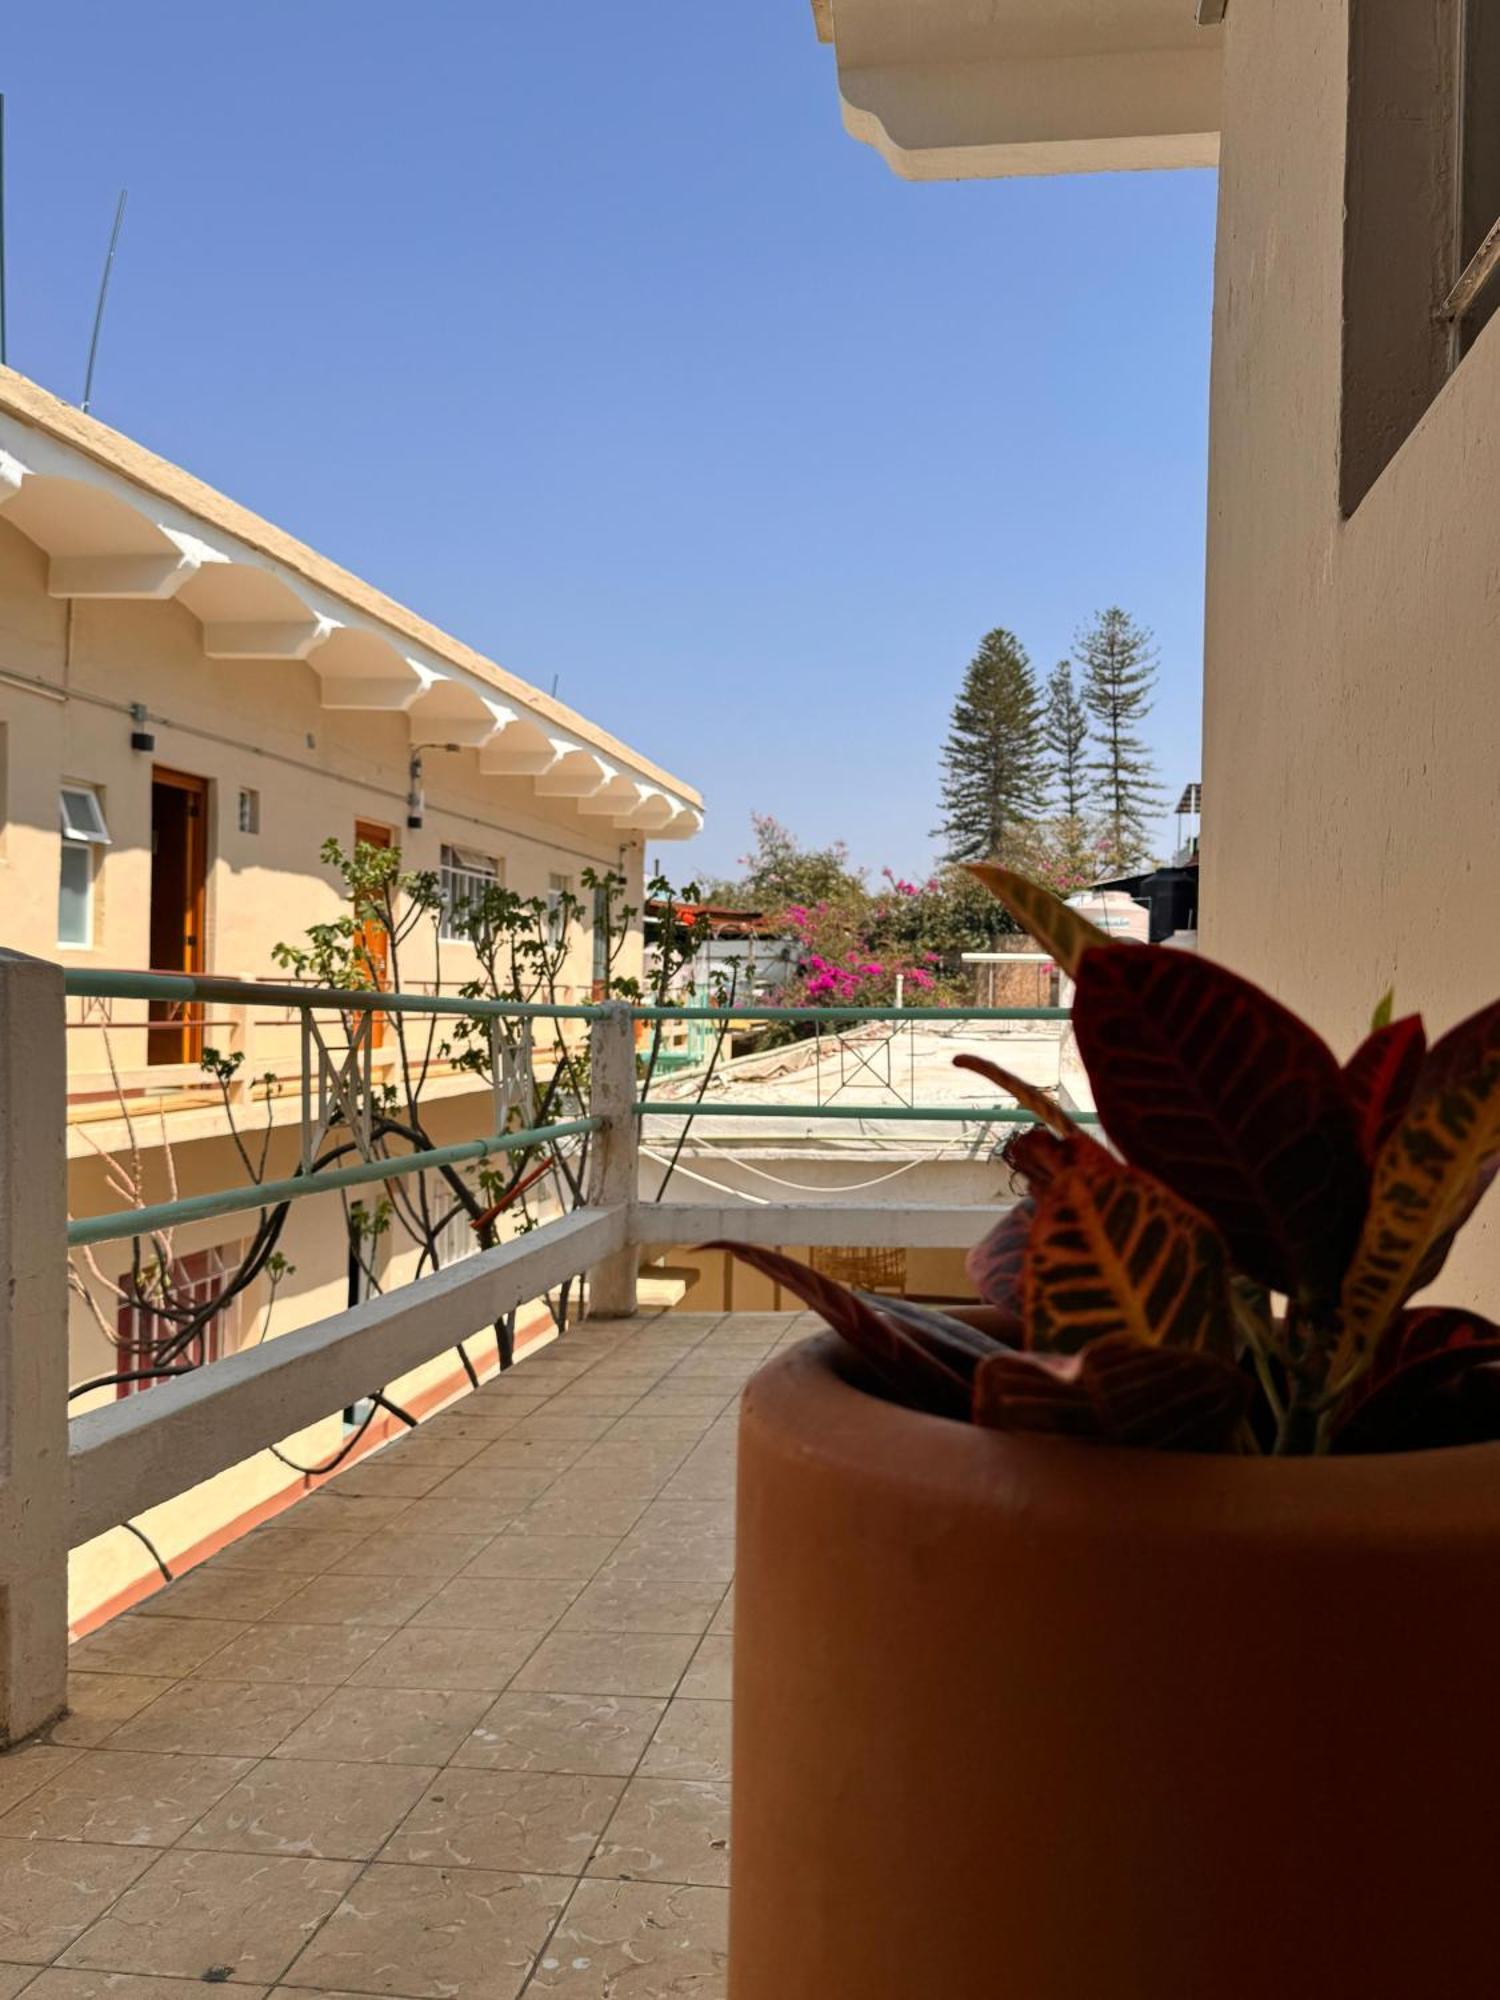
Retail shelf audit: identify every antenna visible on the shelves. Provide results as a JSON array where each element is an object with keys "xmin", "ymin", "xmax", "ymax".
[{"xmin": 82, "ymin": 188, "xmax": 127, "ymax": 414}]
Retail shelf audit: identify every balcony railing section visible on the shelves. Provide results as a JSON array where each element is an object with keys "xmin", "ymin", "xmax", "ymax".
[{"xmin": 0, "ymin": 949, "xmax": 1079, "ymax": 1744}]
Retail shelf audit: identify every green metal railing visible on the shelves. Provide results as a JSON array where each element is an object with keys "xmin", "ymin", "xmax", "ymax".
[{"xmin": 63, "ymin": 972, "xmax": 1083, "ymax": 1247}]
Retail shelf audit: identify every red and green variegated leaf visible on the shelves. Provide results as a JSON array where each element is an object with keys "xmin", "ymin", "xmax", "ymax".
[
  {"xmin": 1022, "ymin": 1147, "xmax": 1237, "ymax": 1357},
  {"xmin": 966, "ymin": 1199, "xmax": 1034, "ymax": 1320},
  {"xmin": 856, "ymin": 1291, "xmax": 1019, "ymax": 1363},
  {"xmin": 707, "ymin": 1241, "xmax": 971, "ymax": 1419},
  {"xmin": 972, "ymin": 1336, "xmax": 1250, "ymax": 1451},
  {"xmin": 966, "ymin": 864, "xmax": 1110, "ymax": 979},
  {"xmin": 1001, "ymin": 1123, "xmax": 1070, "ymax": 1192},
  {"xmin": 1333, "ymin": 998, "xmax": 1500, "ymax": 1385},
  {"xmin": 1080, "ymin": 1336, "xmax": 1252, "ymax": 1450},
  {"xmin": 1072, "ymin": 943, "xmax": 1368, "ymax": 1304},
  {"xmin": 1330, "ymin": 1307, "xmax": 1500, "ymax": 1451},
  {"xmin": 1343, "ymin": 1014, "xmax": 1426, "ymax": 1162},
  {"xmin": 951, "ymin": 1052, "xmax": 1078, "ymax": 1140}
]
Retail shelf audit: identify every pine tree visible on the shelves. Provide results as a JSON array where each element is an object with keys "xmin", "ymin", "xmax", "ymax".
[
  {"xmin": 935, "ymin": 629, "xmax": 1046, "ymax": 864},
  {"xmin": 1042, "ymin": 660, "xmax": 1089, "ymax": 820},
  {"xmin": 1076, "ymin": 607, "xmax": 1165, "ymax": 872}
]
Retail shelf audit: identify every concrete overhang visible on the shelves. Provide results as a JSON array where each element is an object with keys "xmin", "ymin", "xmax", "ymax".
[{"xmin": 813, "ymin": 0, "xmax": 1223, "ymax": 180}]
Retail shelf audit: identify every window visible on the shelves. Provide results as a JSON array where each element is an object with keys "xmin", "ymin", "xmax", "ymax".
[
  {"xmin": 58, "ymin": 784, "xmax": 110, "ymax": 947},
  {"xmin": 591, "ymin": 881, "xmax": 611, "ymax": 994},
  {"xmin": 547, "ymin": 872, "xmax": 573, "ymax": 944},
  {"xmin": 113, "ymin": 1245, "xmax": 245, "ymax": 1398},
  {"xmin": 439, "ymin": 845, "xmax": 501, "ymax": 941},
  {"xmin": 1342, "ymin": 0, "xmax": 1500, "ymax": 511},
  {"xmin": 238, "ymin": 787, "xmax": 260, "ymax": 834}
]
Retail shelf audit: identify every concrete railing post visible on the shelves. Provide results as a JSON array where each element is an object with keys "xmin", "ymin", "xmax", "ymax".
[
  {"xmin": 585, "ymin": 1005, "xmax": 639, "ymax": 1319},
  {"xmin": 0, "ymin": 949, "xmax": 70, "ymax": 1744}
]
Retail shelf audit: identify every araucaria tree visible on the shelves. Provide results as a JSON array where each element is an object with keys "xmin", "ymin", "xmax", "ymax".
[
  {"xmin": 936, "ymin": 628, "xmax": 1045, "ymax": 864},
  {"xmin": 1076, "ymin": 606, "xmax": 1164, "ymax": 871},
  {"xmin": 1042, "ymin": 659, "xmax": 1089, "ymax": 821}
]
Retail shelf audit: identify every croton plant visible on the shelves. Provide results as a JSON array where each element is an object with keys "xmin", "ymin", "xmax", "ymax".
[{"xmin": 721, "ymin": 866, "xmax": 1500, "ymax": 1455}]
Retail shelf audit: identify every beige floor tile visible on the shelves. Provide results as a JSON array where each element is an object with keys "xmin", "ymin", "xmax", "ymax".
[
  {"xmin": 49, "ymin": 1678, "xmax": 176, "ymax": 1750},
  {"xmin": 180, "ymin": 1759, "xmax": 434, "ymax": 1860},
  {"xmin": 22, "ymin": 1975, "xmax": 267, "ymax": 2000},
  {"xmin": 292, "ymin": 1496, "xmax": 414, "ymax": 1535},
  {"xmin": 366, "ymin": 1433, "xmax": 488, "ymax": 1468},
  {"xmin": 453, "ymin": 1692, "xmax": 664, "ymax": 1778},
  {"xmin": 271, "ymin": 1686, "xmax": 492, "ymax": 1766},
  {"xmin": 214, "ymin": 1530, "xmax": 369, "ymax": 1576},
  {"xmin": 69, "ymin": 1619, "xmax": 246, "ymax": 1681},
  {"xmin": 499, "ymin": 1415, "xmax": 614, "ymax": 1443},
  {"xmin": 411, "ymin": 1577, "xmax": 583, "ymax": 1631},
  {"xmin": 107, "ymin": 1682, "xmax": 326, "ymax": 1759},
  {"xmin": 587, "ymin": 1779, "xmax": 730, "ymax": 1888},
  {"xmin": 425, "ymin": 1467, "xmax": 558, "ymax": 1507},
  {"xmin": 557, "ymin": 1579, "xmax": 721, "ymax": 1639},
  {"xmin": 523, "ymin": 1879, "xmax": 727, "ymax": 1997},
  {"xmin": 0, "ymin": 1752, "xmax": 253, "ymax": 1847},
  {"xmin": 602, "ymin": 1537, "xmax": 734, "ymax": 1586},
  {"xmin": 59, "ymin": 1850, "xmax": 360, "ymax": 1983},
  {"xmin": 634, "ymin": 1501, "xmax": 735, "ymax": 1540},
  {"xmin": 133, "ymin": 1570, "xmax": 302, "ymax": 1624},
  {"xmin": 382, "ymin": 1769, "xmax": 623, "ymax": 1874},
  {"xmin": 657, "ymin": 1467, "xmax": 735, "ymax": 1504},
  {"xmin": 0, "ymin": 1967, "xmax": 36, "ymax": 2000},
  {"xmin": 0, "ymin": 1838, "xmax": 157, "ymax": 1964},
  {"xmin": 330, "ymin": 1531, "xmax": 493, "ymax": 1579},
  {"xmin": 676, "ymin": 1640, "xmax": 731, "ymax": 1703},
  {"xmin": 260, "ymin": 1574, "xmax": 439, "ymax": 1628},
  {"xmin": 384, "ymin": 1497, "xmax": 518, "ymax": 1538},
  {"xmin": 627, "ymin": 1396, "xmax": 730, "ymax": 1423},
  {"xmin": 419, "ymin": 1413, "xmax": 523, "ymax": 1441},
  {"xmin": 639, "ymin": 1701, "xmax": 732, "ymax": 1784},
  {"xmin": 600, "ymin": 1417, "xmax": 708, "ymax": 1446},
  {"xmin": 510, "ymin": 1498, "xmax": 648, "ymax": 1541},
  {"xmin": 0, "ymin": 1747, "xmax": 82, "ymax": 1817},
  {"xmin": 188, "ymin": 1624, "xmax": 386, "ymax": 1687},
  {"xmin": 315, "ymin": 1460, "xmax": 446, "ymax": 1500},
  {"xmin": 706, "ymin": 1591, "xmax": 733, "ymax": 1639},
  {"xmin": 539, "ymin": 1394, "xmax": 643, "ymax": 1419},
  {"xmin": 460, "ymin": 1536, "xmax": 618, "ymax": 1584},
  {"xmin": 510, "ymin": 1632, "xmax": 698, "ymax": 1700},
  {"xmin": 468, "ymin": 1440, "xmax": 587, "ymax": 1473},
  {"xmin": 282, "ymin": 1862, "xmax": 568, "ymax": 2000},
  {"xmin": 349, "ymin": 1625, "xmax": 548, "ymax": 1693}
]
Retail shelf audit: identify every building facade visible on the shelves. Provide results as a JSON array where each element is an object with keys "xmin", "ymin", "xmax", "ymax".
[{"xmin": 0, "ymin": 368, "xmax": 702, "ymax": 1626}]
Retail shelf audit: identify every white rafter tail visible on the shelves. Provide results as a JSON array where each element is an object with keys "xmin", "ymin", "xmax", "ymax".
[
  {"xmin": 534, "ymin": 745, "xmax": 614, "ymax": 799},
  {"xmin": 478, "ymin": 711, "xmax": 557, "ymax": 775},
  {"xmin": 0, "ymin": 448, "xmax": 30, "ymax": 506},
  {"xmin": 577, "ymin": 774, "xmax": 645, "ymax": 817},
  {"xmin": 309, "ymin": 626, "xmax": 429, "ymax": 712},
  {"xmin": 408, "ymin": 681, "xmax": 510, "ymax": 749},
  {"xmin": 616, "ymin": 785, "xmax": 678, "ymax": 831},
  {"xmin": 654, "ymin": 803, "xmax": 704, "ymax": 843}
]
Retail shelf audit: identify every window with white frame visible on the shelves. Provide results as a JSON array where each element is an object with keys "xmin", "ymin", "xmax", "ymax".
[
  {"xmin": 113, "ymin": 1244, "xmax": 246, "ymax": 1398},
  {"xmin": 58, "ymin": 784, "xmax": 111, "ymax": 947},
  {"xmin": 439, "ymin": 844, "xmax": 501, "ymax": 941}
]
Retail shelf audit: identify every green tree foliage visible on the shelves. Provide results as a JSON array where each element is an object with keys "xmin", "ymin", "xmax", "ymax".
[
  {"xmin": 1042, "ymin": 659, "xmax": 1090, "ymax": 821},
  {"xmin": 1076, "ymin": 607, "xmax": 1164, "ymax": 872},
  {"xmin": 735, "ymin": 812, "xmax": 866, "ymax": 914},
  {"xmin": 936, "ymin": 629, "xmax": 1046, "ymax": 864}
]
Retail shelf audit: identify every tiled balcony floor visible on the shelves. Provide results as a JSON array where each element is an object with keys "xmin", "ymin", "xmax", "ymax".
[{"xmin": 2, "ymin": 1311, "xmax": 814, "ymax": 2000}]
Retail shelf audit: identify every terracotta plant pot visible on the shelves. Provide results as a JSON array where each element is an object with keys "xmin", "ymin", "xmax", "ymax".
[{"xmin": 731, "ymin": 1334, "xmax": 1500, "ymax": 1999}]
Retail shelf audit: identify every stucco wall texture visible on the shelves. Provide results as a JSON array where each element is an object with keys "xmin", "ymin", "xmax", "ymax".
[{"xmin": 1201, "ymin": 0, "xmax": 1500, "ymax": 1308}]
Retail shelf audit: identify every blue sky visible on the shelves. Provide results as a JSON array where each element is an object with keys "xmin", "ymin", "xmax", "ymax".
[{"xmin": 3, "ymin": 3, "xmax": 1216, "ymax": 886}]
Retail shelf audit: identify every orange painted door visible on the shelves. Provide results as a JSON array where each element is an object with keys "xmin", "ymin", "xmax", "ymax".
[
  {"xmin": 148, "ymin": 768, "xmax": 209, "ymax": 1064},
  {"xmin": 353, "ymin": 820, "xmax": 393, "ymax": 1047}
]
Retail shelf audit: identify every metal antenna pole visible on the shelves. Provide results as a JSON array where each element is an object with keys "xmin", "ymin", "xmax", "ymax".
[
  {"xmin": 82, "ymin": 188, "xmax": 127, "ymax": 413},
  {"xmin": 0, "ymin": 96, "xmax": 8, "ymax": 368}
]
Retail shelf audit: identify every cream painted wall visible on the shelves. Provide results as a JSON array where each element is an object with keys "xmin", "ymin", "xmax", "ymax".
[
  {"xmin": 1201, "ymin": 0, "xmax": 1500, "ymax": 1306},
  {"xmin": 0, "ymin": 512, "xmax": 650, "ymax": 1622}
]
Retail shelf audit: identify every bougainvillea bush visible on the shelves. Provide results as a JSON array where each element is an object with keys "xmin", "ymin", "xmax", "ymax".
[{"xmin": 721, "ymin": 866, "xmax": 1500, "ymax": 1455}]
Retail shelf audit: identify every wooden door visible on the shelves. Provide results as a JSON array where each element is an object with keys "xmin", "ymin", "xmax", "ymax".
[
  {"xmin": 149, "ymin": 768, "xmax": 209, "ymax": 1064},
  {"xmin": 353, "ymin": 820, "xmax": 393, "ymax": 1047}
]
